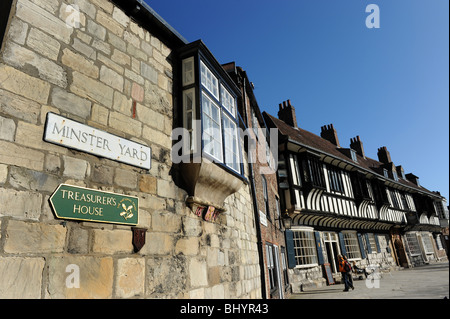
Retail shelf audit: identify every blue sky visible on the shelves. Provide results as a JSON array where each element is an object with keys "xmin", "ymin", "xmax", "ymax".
[{"xmin": 145, "ymin": 0, "xmax": 449, "ymax": 201}]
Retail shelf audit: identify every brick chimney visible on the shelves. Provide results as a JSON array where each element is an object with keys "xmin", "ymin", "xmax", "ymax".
[
  {"xmin": 350, "ymin": 136, "xmax": 365, "ymax": 158},
  {"xmin": 320, "ymin": 124, "xmax": 340, "ymax": 147},
  {"xmin": 278, "ymin": 100, "xmax": 298, "ymax": 128},
  {"xmin": 377, "ymin": 146, "xmax": 392, "ymax": 164}
]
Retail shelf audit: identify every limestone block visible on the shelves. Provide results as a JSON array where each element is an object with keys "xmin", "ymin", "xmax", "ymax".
[
  {"xmin": 87, "ymin": 19, "xmax": 106, "ymax": 41},
  {"xmin": 71, "ymin": 71, "xmax": 114, "ymax": 108},
  {"xmin": 151, "ymin": 212, "xmax": 181, "ymax": 233},
  {"xmin": 0, "ymin": 164, "xmax": 7, "ymax": 184},
  {"xmin": 0, "ymin": 257, "xmax": 45, "ymax": 298},
  {"xmin": 3, "ymin": 41, "xmax": 67, "ymax": 88},
  {"xmin": 72, "ymin": 38, "xmax": 97, "ymax": 60},
  {"xmin": 96, "ymin": 10, "xmax": 124, "ymax": 37},
  {"xmin": 48, "ymin": 86, "xmax": 91, "ymax": 124},
  {"xmin": 67, "ymin": 227, "xmax": 89, "ymax": 254},
  {"xmin": 92, "ymin": 229, "xmax": 133, "ymax": 254},
  {"xmin": 0, "ymin": 89, "xmax": 40, "ymax": 123},
  {"xmin": 140, "ymin": 232, "xmax": 173, "ymax": 256},
  {"xmin": 141, "ymin": 61, "xmax": 158, "ymax": 84},
  {"xmin": 4, "ymin": 220, "xmax": 66, "ymax": 253},
  {"xmin": 47, "ymin": 256, "xmax": 113, "ymax": 299},
  {"xmin": 8, "ymin": 166, "xmax": 60, "ymax": 193},
  {"xmin": 16, "ymin": 0, "xmax": 73, "ymax": 44},
  {"xmin": 27, "ymin": 27, "xmax": 61, "ymax": 60},
  {"xmin": 111, "ymin": 49, "xmax": 131, "ymax": 67},
  {"xmin": 63, "ymin": 156, "xmax": 89, "ymax": 180},
  {"xmin": 189, "ymin": 258, "xmax": 208, "ymax": 288},
  {"xmin": 139, "ymin": 175, "xmax": 157, "ymax": 194},
  {"xmin": 0, "ymin": 115, "xmax": 15, "ymax": 142},
  {"xmin": 115, "ymin": 258, "xmax": 145, "ymax": 298},
  {"xmin": 91, "ymin": 104, "xmax": 109, "ymax": 126},
  {"xmin": 146, "ymin": 256, "xmax": 186, "ymax": 297},
  {"xmin": 100, "ymin": 65, "xmax": 124, "ymax": 91},
  {"xmin": 0, "ymin": 188, "xmax": 42, "ymax": 220},
  {"xmin": 61, "ymin": 48, "xmax": 99, "ymax": 79},
  {"xmin": 7, "ymin": 18, "xmax": 28, "ymax": 45},
  {"xmin": 90, "ymin": 0, "xmax": 113, "ymax": 14},
  {"xmin": 114, "ymin": 167, "xmax": 137, "ymax": 189},
  {"xmin": 0, "ymin": 64, "xmax": 51, "ymax": 105},
  {"xmin": 182, "ymin": 216, "xmax": 203, "ymax": 237},
  {"xmin": 0, "ymin": 140, "xmax": 44, "ymax": 171},
  {"xmin": 175, "ymin": 237, "xmax": 199, "ymax": 256},
  {"xmin": 109, "ymin": 111, "xmax": 142, "ymax": 137}
]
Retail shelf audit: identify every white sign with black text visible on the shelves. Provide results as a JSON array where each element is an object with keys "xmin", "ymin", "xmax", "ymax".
[{"xmin": 44, "ymin": 113, "xmax": 151, "ymax": 170}]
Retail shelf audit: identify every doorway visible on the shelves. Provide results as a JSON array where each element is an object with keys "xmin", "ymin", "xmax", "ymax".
[{"xmin": 323, "ymin": 232, "xmax": 340, "ymax": 273}]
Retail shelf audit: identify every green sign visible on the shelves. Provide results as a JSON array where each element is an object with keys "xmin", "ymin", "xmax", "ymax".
[{"xmin": 49, "ymin": 184, "xmax": 139, "ymax": 226}]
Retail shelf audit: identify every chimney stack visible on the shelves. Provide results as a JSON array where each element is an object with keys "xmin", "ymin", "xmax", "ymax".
[
  {"xmin": 377, "ymin": 146, "xmax": 392, "ymax": 164},
  {"xmin": 320, "ymin": 124, "xmax": 340, "ymax": 147},
  {"xmin": 406, "ymin": 173, "xmax": 420, "ymax": 186},
  {"xmin": 278, "ymin": 99, "xmax": 298, "ymax": 128},
  {"xmin": 350, "ymin": 136, "xmax": 365, "ymax": 158}
]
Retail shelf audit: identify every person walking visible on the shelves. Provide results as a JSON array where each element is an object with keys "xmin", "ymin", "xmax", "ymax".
[{"xmin": 338, "ymin": 254, "xmax": 354, "ymax": 292}]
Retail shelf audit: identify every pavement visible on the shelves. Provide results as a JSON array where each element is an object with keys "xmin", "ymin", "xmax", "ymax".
[{"xmin": 290, "ymin": 261, "xmax": 449, "ymax": 299}]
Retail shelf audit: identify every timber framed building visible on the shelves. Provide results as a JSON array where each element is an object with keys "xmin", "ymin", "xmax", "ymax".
[{"xmin": 264, "ymin": 102, "xmax": 448, "ymax": 291}]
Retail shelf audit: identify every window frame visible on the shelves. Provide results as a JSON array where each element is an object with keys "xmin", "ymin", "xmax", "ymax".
[
  {"xmin": 179, "ymin": 45, "xmax": 244, "ymax": 178},
  {"xmin": 405, "ymin": 232, "xmax": 421, "ymax": 256},
  {"xmin": 265, "ymin": 243, "xmax": 279, "ymax": 293},
  {"xmin": 291, "ymin": 227, "xmax": 319, "ymax": 268},
  {"xmin": 342, "ymin": 231, "xmax": 362, "ymax": 260},
  {"xmin": 327, "ymin": 165, "xmax": 345, "ymax": 194},
  {"xmin": 262, "ymin": 175, "xmax": 270, "ymax": 219}
]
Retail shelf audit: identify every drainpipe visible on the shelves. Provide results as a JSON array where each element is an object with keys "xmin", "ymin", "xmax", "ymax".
[{"xmin": 242, "ymin": 76, "xmax": 267, "ymax": 299}]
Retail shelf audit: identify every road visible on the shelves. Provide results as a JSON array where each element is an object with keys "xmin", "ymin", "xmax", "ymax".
[{"xmin": 290, "ymin": 261, "xmax": 449, "ymax": 299}]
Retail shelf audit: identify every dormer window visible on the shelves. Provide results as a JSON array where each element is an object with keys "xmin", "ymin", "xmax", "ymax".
[
  {"xmin": 350, "ymin": 149, "xmax": 358, "ymax": 162},
  {"xmin": 383, "ymin": 169, "xmax": 389, "ymax": 178},
  {"xmin": 177, "ymin": 40, "xmax": 244, "ymax": 214},
  {"xmin": 393, "ymin": 171, "xmax": 399, "ymax": 182},
  {"xmin": 179, "ymin": 41, "xmax": 242, "ymax": 176}
]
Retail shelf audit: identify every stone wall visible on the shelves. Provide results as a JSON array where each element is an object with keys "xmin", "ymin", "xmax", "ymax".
[{"xmin": 0, "ymin": 0, "xmax": 261, "ymax": 299}]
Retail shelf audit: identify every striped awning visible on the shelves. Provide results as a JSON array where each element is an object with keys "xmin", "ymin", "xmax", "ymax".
[{"xmin": 290, "ymin": 211, "xmax": 394, "ymax": 231}]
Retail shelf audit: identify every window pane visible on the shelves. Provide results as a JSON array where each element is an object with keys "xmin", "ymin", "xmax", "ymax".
[
  {"xmin": 202, "ymin": 92, "xmax": 223, "ymax": 161},
  {"xmin": 221, "ymin": 84, "xmax": 236, "ymax": 116},
  {"xmin": 223, "ymin": 113, "xmax": 240, "ymax": 173},
  {"xmin": 292, "ymin": 230, "xmax": 318, "ymax": 266},
  {"xmin": 200, "ymin": 61, "xmax": 219, "ymax": 99},
  {"xmin": 182, "ymin": 57, "xmax": 195, "ymax": 86}
]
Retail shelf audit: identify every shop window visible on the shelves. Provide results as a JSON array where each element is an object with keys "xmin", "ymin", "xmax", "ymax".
[
  {"xmin": 366, "ymin": 233, "xmax": 377, "ymax": 252},
  {"xmin": 341, "ymin": 232, "xmax": 362, "ymax": 260},
  {"xmin": 421, "ymin": 233, "xmax": 434, "ymax": 254},
  {"xmin": 0, "ymin": 0, "xmax": 14, "ymax": 51},
  {"xmin": 291, "ymin": 228, "xmax": 319, "ymax": 267},
  {"xmin": 405, "ymin": 232, "xmax": 421, "ymax": 256}
]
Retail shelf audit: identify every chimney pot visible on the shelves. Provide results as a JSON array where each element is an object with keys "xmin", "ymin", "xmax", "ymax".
[
  {"xmin": 350, "ymin": 135, "xmax": 365, "ymax": 158},
  {"xmin": 277, "ymin": 99, "xmax": 298, "ymax": 128},
  {"xmin": 320, "ymin": 123, "xmax": 340, "ymax": 147},
  {"xmin": 377, "ymin": 146, "xmax": 392, "ymax": 164}
]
